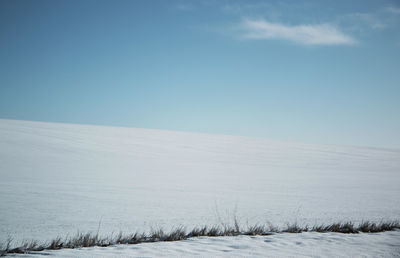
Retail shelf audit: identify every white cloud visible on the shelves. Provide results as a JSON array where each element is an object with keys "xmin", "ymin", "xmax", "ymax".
[
  {"xmin": 342, "ymin": 13, "xmax": 387, "ymax": 30},
  {"xmin": 384, "ymin": 6, "xmax": 400, "ymax": 14},
  {"xmin": 175, "ymin": 3, "xmax": 195, "ymax": 11},
  {"xmin": 240, "ymin": 19, "xmax": 356, "ymax": 46}
]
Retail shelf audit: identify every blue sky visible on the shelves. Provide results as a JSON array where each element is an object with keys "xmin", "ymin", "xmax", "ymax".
[{"xmin": 1, "ymin": 0, "xmax": 400, "ymax": 148}]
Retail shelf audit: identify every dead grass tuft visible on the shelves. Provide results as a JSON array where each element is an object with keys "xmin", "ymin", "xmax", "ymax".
[{"xmin": 1, "ymin": 220, "xmax": 399, "ymax": 256}]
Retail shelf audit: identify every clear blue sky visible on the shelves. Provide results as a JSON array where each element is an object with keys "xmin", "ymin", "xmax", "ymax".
[{"xmin": 1, "ymin": 0, "xmax": 400, "ymax": 148}]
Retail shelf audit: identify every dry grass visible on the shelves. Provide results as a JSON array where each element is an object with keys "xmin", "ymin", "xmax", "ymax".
[{"xmin": 1, "ymin": 220, "xmax": 399, "ymax": 256}]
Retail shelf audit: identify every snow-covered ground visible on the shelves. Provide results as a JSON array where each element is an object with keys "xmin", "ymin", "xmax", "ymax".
[{"xmin": 1, "ymin": 119, "xmax": 400, "ymax": 256}]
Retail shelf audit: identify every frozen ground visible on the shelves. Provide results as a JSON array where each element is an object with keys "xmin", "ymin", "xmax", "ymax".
[
  {"xmin": 1, "ymin": 119, "xmax": 400, "ymax": 254},
  {"xmin": 10, "ymin": 231, "xmax": 400, "ymax": 257}
]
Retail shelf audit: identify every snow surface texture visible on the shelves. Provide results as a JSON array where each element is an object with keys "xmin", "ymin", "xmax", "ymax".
[
  {"xmin": 12, "ymin": 232, "xmax": 400, "ymax": 257},
  {"xmin": 1, "ymin": 119, "xmax": 400, "ymax": 246}
]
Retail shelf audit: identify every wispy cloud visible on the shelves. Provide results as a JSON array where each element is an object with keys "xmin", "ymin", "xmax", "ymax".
[
  {"xmin": 175, "ymin": 3, "xmax": 195, "ymax": 11},
  {"xmin": 384, "ymin": 6, "xmax": 400, "ymax": 14},
  {"xmin": 341, "ymin": 13, "xmax": 387, "ymax": 30},
  {"xmin": 240, "ymin": 19, "xmax": 356, "ymax": 46}
]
